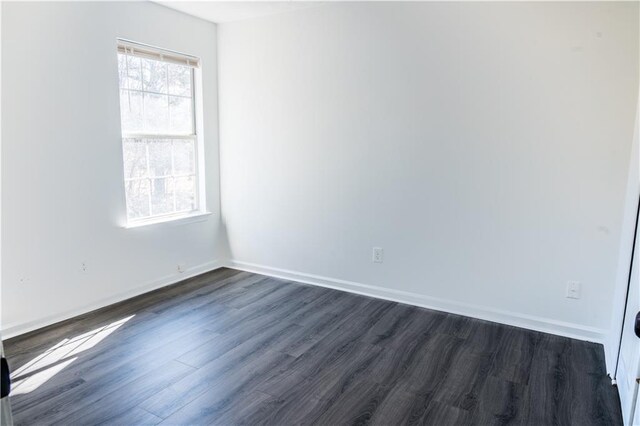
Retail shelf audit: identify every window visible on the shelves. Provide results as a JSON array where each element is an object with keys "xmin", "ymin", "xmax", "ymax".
[{"xmin": 117, "ymin": 40, "xmax": 204, "ymax": 225}]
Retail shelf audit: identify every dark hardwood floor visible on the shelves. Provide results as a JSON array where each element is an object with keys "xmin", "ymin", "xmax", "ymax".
[{"xmin": 5, "ymin": 268, "xmax": 622, "ymax": 425}]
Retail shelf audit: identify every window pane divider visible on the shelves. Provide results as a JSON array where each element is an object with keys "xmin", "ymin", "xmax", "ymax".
[
  {"xmin": 123, "ymin": 133, "xmax": 196, "ymax": 140},
  {"xmin": 121, "ymin": 87, "xmax": 192, "ymax": 100},
  {"xmin": 124, "ymin": 173, "xmax": 196, "ymax": 181}
]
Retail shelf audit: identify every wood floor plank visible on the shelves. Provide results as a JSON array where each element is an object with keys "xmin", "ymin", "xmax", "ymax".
[
  {"xmin": 147, "ymin": 270, "xmax": 255, "ymax": 316},
  {"xmin": 360, "ymin": 303, "xmax": 418, "ymax": 345},
  {"xmin": 142, "ymin": 348, "xmax": 295, "ymax": 420},
  {"xmin": 432, "ymin": 350, "xmax": 494, "ymax": 411},
  {"xmin": 96, "ymin": 407, "xmax": 162, "ymax": 426},
  {"xmin": 487, "ymin": 326, "xmax": 541, "ymax": 385},
  {"xmin": 294, "ymin": 342, "xmax": 383, "ymax": 403},
  {"xmin": 202, "ymin": 284, "xmax": 320, "ymax": 336},
  {"xmin": 309, "ymin": 379, "xmax": 390, "ymax": 425},
  {"xmin": 5, "ymin": 268, "xmax": 623, "ymax": 425},
  {"xmin": 159, "ymin": 390, "xmax": 275, "ymax": 426},
  {"xmin": 205, "ymin": 391, "xmax": 274, "ymax": 426},
  {"xmin": 471, "ymin": 376, "xmax": 527, "ymax": 425},
  {"xmin": 419, "ymin": 400, "xmax": 474, "ymax": 425},
  {"xmin": 391, "ymin": 332, "xmax": 466, "ymax": 396},
  {"xmin": 51, "ymin": 360, "xmax": 195, "ymax": 426},
  {"xmin": 97, "ymin": 407, "xmax": 162, "ymax": 426},
  {"xmin": 368, "ymin": 387, "xmax": 431, "ymax": 426}
]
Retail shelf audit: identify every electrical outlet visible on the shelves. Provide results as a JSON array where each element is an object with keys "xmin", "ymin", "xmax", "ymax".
[
  {"xmin": 372, "ymin": 247, "xmax": 384, "ymax": 263},
  {"xmin": 177, "ymin": 263, "xmax": 186, "ymax": 273},
  {"xmin": 566, "ymin": 281, "xmax": 581, "ymax": 299},
  {"xmin": 81, "ymin": 262, "xmax": 87, "ymax": 272}
]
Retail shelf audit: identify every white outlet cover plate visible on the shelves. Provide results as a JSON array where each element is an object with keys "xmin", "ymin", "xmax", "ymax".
[
  {"xmin": 566, "ymin": 281, "xmax": 581, "ymax": 299},
  {"xmin": 373, "ymin": 247, "xmax": 384, "ymax": 263}
]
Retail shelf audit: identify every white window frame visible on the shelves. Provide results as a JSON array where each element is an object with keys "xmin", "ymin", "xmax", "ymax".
[{"xmin": 117, "ymin": 39, "xmax": 209, "ymax": 228}]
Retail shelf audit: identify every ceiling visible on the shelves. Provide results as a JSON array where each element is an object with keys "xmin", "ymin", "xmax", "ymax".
[{"xmin": 158, "ymin": 1, "xmax": 326, "ymax": 24}]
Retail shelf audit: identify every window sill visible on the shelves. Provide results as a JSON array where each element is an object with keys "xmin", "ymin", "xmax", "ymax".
[{"xmin": 124, "ymin": 211, "xmax": 212, "ymax": 229}]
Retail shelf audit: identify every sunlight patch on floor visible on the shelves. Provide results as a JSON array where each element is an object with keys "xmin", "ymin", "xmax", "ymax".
[
  {"xmin": 10, "ymin": 315, "xmax": 134, "ymax": 395},
  {"xmin": 11, "ymin": 357, "xmax": 77, "ymax": 396}
]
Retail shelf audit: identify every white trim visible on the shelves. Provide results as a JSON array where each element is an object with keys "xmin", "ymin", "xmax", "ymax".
[
  {"xmin": 226, "ymin": 259, "xmax": 607, "ymax": 344},
  {"xmin": 124, "ymin": 211, "xmax": 212, "ymax": 229},
  {"xmin": 1, "ymin": 260, "xmax": 224, "ymax": 339}
]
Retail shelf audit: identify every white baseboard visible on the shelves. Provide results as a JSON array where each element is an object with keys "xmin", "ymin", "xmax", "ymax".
[
  {"xmin": 226, "ymin": 259, "xmax": 608, "ymax": 344},
  {"xmin": 2, "ymin": 259, "xmax": 224, "ymax": 339},
  {"xmin": 3, "ymin": 257, "xmax": 608, "ymax": 347}
]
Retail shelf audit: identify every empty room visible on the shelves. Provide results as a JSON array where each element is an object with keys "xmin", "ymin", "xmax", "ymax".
[{"xmin": 1, "ymin": 1, "xmax": 639, "ymax": 425}]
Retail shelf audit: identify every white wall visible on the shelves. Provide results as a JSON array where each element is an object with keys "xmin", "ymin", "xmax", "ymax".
[
  {"xmin": 1, "ymin": 2, "xmax": 223, "ymax": 337},
  {"xmin": 219, "ymin": 2, "xmax": 639, "ymax": 342}
]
